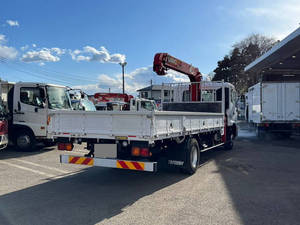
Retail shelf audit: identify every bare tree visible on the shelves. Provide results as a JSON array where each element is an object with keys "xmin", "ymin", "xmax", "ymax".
[{"xmin": 213, "ymin": 34, "xmax": 277, "ymax": 95}]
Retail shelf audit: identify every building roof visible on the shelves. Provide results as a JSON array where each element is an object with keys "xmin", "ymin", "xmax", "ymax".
[
  {"xmin": 244, "ymin": 27, "xmax": 300, "ymax": 74},
  {"xmin": 137, "ymin": 85, "xmax": 170, "ymax": 92}
]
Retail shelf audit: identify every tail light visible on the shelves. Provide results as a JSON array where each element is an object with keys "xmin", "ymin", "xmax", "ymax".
[
  {"xmin": 0, "ymin": 120, "xmax": 8, "ymax": 135},
  {"xmin": 58, "ymin": 143, "xmax": 73, "ymax": 151},
  {"xmin": 131, "ymin": 147, "xmax": 140, "ymax": 156},
  {"xmin": 140, "ymin": 148, "xmax": 150, "ymax": 157},
  {"xmin": 131, "ymin": 146, "xmax": 152, "ymax": 157},
  {"xmin": 264, "ymin": 123, "xmax": 269, "ymax": 127},
  {"xmin": 47, "ymin": 116, "xmax": 51, "ymax": 125}
]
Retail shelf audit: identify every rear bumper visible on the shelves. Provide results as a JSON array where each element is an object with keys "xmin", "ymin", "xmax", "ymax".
[
  {"xmin": 258, "ymin": 122, "xmax": 300, "ymax": 132},
  {"xmin": 60, "ymin": 155, "xmax": 157, "ymax": 172}
]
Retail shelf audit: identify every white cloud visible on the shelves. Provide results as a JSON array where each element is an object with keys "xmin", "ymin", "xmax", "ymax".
[
  {"xmin": 21, "ymin": 47, "xmax": 66, "ymax": 63},
  {"xmin": 0, "ymin": 34, "xmax": 18, "ymax": 60},
  {"xmin": 70, "ymin": 46, "xmax": 126, "ymax": 64},
  {"xmin": 0, "ymin": 34, "xmax": 6, "ymax": 44},
  {"xmin": 240, "ymin": 0, "xmax": 300, "ymax": 40},
  {"xmin": 32, "ymin": 44, "xmax": 36, "ymax": 47},
  {"xmin": 21, "ymin": 48, "xmax": 60, "ymax": 63},
  {"xmin": 72, "ymin": 66, "xmax": 196, "ymax": 95},
  {"xmin": 51, "ymin": 47, "xmax": 66, "ymax": 55},
  {"xmin": 20, "ymin": 45, "xmax": 29, "ymax": 51},
  {"xmin": 6, "ymin": 20, "xmax": 19, "ymax": 27},
  {"xmin": 0, "ymin": 45, "xmax": 18, "ymax": 59}
]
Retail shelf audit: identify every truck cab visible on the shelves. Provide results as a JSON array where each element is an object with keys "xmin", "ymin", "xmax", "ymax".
[
  {"xmin": 129, "ymin": 98, "xmax": 157, "ymax": 112},
  {"xmin": 5, "ymin": 82, "xmax": 71, "ymax": 151}
]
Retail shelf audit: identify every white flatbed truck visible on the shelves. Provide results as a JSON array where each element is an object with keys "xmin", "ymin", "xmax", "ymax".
[
  {"xmin": 0, "ymin": 81, "xmax": 72, "ymax": 151},
  {"xmin": 50, "ymin": 81, "xmax": 238, "ymax": 174}
]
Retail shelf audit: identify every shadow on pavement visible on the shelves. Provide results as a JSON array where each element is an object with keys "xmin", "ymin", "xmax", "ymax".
[
  {"xmin": 213, "ymin": 121, "xmax": 300, "ymax": 225},
  {"xmin": 0, "ymin": 145, "xmax": 55, "ymax": 160},
  {"xmin": 0, "ymin": 143, "xmax": 231, "ymax": 225},
  {"xmin": 0, "ymin": 165, "xmax": 189, "ymax": 225}
]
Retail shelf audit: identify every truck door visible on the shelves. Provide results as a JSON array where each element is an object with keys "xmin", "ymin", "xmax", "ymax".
[
  {"xmin": 262, "ymin": 83, "xmax": 281, "ymax": 121},
  {"xmin": 284, "ymin": 82, "xmax": 300, "ymax": 121},
  {"xmin": 13, "ymin": 84, "xmax": 47, "ymax": 137}
]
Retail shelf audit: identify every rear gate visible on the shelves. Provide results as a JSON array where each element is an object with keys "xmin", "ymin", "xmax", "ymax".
[
  {"xmin": 284, "ymin": 82, "xmax": 300, "ymax": 121},
  {"xmin": 262, "ymin": 83, "xmax": 281, "ymax": 121},
  {"xmin": 262, "ymin": 82, "xmax": 300, "ymax": 121}
]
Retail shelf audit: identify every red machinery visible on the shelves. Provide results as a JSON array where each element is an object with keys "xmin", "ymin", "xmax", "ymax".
[
  {"xmin": 153, "ymin": 53, "xmax": 202, "ymax": 101},
  {"xmin": 93, "ymin": 93, "xmax": 133, "ymax": 103}
]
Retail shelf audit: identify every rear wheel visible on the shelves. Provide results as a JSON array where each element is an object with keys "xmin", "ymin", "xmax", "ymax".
[
  {"xmin": 224, "ymin": 133, "xmax": 234, "ymax": 150},
  {"xmin": 256, "ymin": 126, "xmax": 265, "ymax": 139},
  {"xmin": 182, "ymin": 138, "xmax": 200, "ymax": 175},
  {"xmin": 277, "ymin": 132, "xmax": 292, "ymax": 139},
  {"xmin": 14, "ymin": 129, "xmax": 36, "ymax": 151}
]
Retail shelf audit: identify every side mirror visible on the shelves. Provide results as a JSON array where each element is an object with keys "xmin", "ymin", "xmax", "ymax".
[{"xmin": 39, "ymin": 88, "xmax": 46, "ymax": 102}]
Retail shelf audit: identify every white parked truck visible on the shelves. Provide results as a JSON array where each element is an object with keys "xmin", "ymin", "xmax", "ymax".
[
  {"xmin": 245, "ymin": 78, "xmax": 300, "ymax": 137},
  {"xmin": 0, "ymin": 81, "xmax": 72, "ymax": 151},
  {"xmin": 49, "ymin": 81, "xmax": 238, "ymax": 174}
]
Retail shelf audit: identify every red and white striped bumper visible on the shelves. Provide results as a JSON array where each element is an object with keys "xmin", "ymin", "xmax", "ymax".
[{"xmin": 60, "ymin": 155, "xmax": 157, "ymax": 172}]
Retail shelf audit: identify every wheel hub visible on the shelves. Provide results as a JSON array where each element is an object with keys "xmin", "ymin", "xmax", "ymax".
[
  {"xmin": 17, "ymin": 135, "xmax": 31, "ymax": 148},
  {"xmin": 191, "ymin": 146, "xmax": 198, "ymax": 169}
]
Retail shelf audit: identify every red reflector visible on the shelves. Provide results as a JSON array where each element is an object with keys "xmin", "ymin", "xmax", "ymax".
[
  {"xmin": 58, "ymin": 143, "xmax": 73, "ymax": 151},
  {"xmin": 264, "ymin": 123, "xmax": 269, "ymax": 127},
  {"xmin": 140, "ymin": 148, "xmax": 149, "ymax": 157}
]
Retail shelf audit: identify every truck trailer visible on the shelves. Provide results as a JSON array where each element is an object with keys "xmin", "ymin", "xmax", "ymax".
[{"xmin": 245, "ymin": 75, "xmax": 300, "ymax": 137}]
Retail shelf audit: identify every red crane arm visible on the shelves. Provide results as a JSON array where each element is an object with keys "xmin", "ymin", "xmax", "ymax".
[{"xmin": 153, "ymin": 53, "xmax": 202, "ymax": 82}]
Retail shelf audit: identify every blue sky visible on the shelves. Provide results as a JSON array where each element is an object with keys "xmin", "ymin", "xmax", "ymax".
[{"xmin": 0, "ymin": 0, "xmax": 299, "ymax": 94}]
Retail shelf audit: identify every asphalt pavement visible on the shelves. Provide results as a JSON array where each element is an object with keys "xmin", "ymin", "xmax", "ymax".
[{"xmin": 0, "ymin": 122, "xmax": 300, "ymax": 225}]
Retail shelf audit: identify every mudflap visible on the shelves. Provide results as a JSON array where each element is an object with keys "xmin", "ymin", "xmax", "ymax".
[{"xmin": 166, "ymin": 142, "xmax": 186, "ymax": 168}]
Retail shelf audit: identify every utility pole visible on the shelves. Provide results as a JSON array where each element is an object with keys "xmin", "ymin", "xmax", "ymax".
[
  {"xmin": 150, "ymin": 79, "xmax": 153, "ymax": 99},
  {"xmin": 119, "ymin": 62, "xmax": 127, "ymax": 94}
]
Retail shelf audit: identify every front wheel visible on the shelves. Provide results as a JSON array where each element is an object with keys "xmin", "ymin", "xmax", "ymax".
[
  {"xmin": 182, "ymin": 138, "xmax": 200, "ymax": 175},
  {"xmin": 14, "ymin": 129, "xmax": 36, "ymax": 151}
]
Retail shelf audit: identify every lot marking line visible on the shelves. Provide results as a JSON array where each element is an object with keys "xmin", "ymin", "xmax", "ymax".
[
  {"xmin": 13, "ymin": 158, "xmax": 71, "ymax": 174},
  {"xmin": 0, "ymin": 160, "xmax": 55, "ymax": 177},
  {"xmin": 49, "ymin": 170, "xmax": 83, "ymax": 180}
]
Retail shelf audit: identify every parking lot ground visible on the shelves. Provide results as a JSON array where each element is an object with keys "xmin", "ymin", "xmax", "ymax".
[{"xmin": 0, "ymin": 122, "xmax": 300, "ymax": 225}]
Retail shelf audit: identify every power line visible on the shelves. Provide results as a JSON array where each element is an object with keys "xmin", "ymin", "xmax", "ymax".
[
  {"xmin": 0, "ymin": 56, "xmax": 100, "ymax": 85},
  {"xmin": 0, "ymin": 57, "xmax": 75, "ymax": 85}
]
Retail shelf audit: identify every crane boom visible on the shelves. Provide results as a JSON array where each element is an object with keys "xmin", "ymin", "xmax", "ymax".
[{"xmin": 153, "ymin": 53, "xmax": 202, "ymax": 82}]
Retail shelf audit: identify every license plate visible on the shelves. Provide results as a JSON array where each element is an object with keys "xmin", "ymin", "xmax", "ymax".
[{"xmin": 94, "ymin": 144, "xmax": 117, "ymax": 158}]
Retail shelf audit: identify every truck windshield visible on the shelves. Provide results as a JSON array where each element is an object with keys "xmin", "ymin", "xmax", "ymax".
[
  {"xmin": 81, "ymin": 99, "xmax": 96, "ymax": 111},
  {"xmin": 0, "ymin": 103, "xmax": 7, "ymax": 118},
  {"xmin": 47, "ymin": 86, "xmax": 71, "ymax": 110},
  {"xmin": 141, "ymin": 101, "xmax": 156, "ymax": 111}
]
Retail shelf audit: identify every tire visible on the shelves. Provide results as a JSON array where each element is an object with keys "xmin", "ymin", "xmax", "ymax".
[
  {"xmin": 224, "ymin": 135, "xmax": 234, "ymax": 150},
  {"xmin": 277, "ymin": 132, "xmax": 292, "ymax": 139},
  {"xmin": 256, "ymin": 126, "xmax": 265, "ymax": 139},
  {"xmin": 14, "ymin": 129, "xmax": 36, "ymax": 151},
  {"xmin": 182, "ymin": 138, "xmax": 200, "ymax": 175}
]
